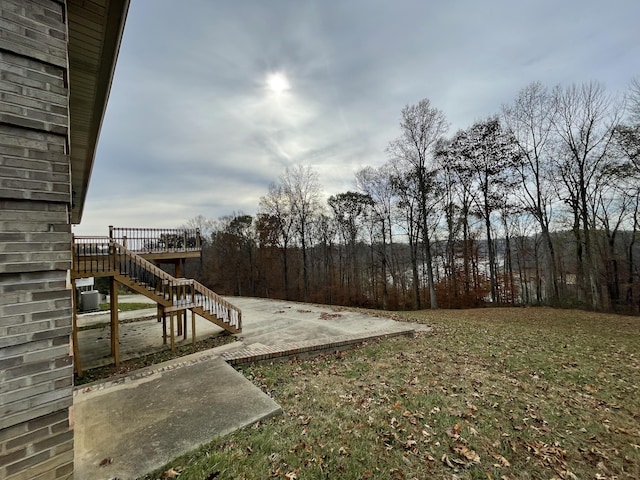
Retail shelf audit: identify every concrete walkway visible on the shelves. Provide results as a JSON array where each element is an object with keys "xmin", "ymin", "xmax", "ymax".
[{"xmin": 73, "ymin": 297, "xmax": 428, "ymax": 480}]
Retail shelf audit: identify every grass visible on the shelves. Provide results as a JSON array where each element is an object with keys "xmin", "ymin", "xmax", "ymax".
[{"xmin": 140, "ymin": 307, "xmax": 639, "ymax": 480}]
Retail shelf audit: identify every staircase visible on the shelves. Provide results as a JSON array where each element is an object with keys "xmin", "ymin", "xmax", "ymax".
[{"xmin": 73, "ymin": 239, "xmax": 241, "ymax": 334}]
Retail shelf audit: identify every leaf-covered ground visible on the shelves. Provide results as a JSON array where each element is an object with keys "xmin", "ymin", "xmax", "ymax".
[{"xmin": 141, "ymin": 307, "xmax": 640, "ymax": 480}]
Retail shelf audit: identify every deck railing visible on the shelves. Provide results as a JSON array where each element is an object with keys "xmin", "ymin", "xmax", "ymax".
[
  {"xmin": 72, "ymin": 238, "xmax": 241, "ymax": 330},
  {"xmin": 193, "ymin": 280, "xmax": 242, "ymax": 330},
  {"xmin": 73, "ymin": 236, "xmax": 112, "ymax": 275},
  {"xmin": 109, "ymin": 226, "xmax": 201, "ymax": 254}
]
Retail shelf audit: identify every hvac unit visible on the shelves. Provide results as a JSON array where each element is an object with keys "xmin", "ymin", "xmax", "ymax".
[{"xmin": 80, "ymin": 290, "xmax": 100, "ymax": 312}]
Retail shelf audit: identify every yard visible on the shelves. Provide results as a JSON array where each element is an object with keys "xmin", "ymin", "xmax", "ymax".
[{"xmin": 143, "ymin": 307, "xmax": 639, "ymax": 480}]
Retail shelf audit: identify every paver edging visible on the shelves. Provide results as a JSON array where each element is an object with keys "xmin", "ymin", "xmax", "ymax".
[
  {"xmin": 74, "ymin": 327, "xmax": 416, "ymax": 394},
  {"xmin": 221, "ymin": 327, "xmax": 415, "ymax": 366}
]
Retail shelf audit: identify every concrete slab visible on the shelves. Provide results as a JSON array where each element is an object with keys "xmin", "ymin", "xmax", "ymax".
[
  {"xmin": 73, "ymin": 355, "xmax": 281, "ymax": 480},
  {"xmin": 76, "ymin": 297, "xmax": 424, "ymax": 370},
  {"xmin": 229, "ymin": 297, "xmax": 419, "ymax": 345},
  {"xmin": 73, "ymin": 297, "xmax": 429, "ymax": 480}
]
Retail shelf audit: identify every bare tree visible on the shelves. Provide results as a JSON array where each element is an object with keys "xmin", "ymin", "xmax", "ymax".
[
  {"xmin": 387, "ymin": 99, "xmax": 448, "ymax": 309},
  {"xmin": 552, "ymin": 82, "xmax": 622, "ymax": 309},
  {"xmin": 503, "ymin": 82, "xmax": 561, "ymax": 304},
  {"xmin": 615, "ymin": 78, "xmax": 640, "ymax": 175},
  {"xmin": 355, "ymin": 163, "xmax": 397, "ymax": 309},
  {"xmin": 182, "ymin": 215, "xmax": 215, "ymax": 242},
  {"xmin": 390, "ymin": 165, "xmax": 423, "ymax": 309},
  {"xmin": 280, "ymin": 165, "xmax": 322, "ymax": 302},
  {"xmin": 437, "ymin": 134, "xmax": 479, "ymax": 304},
  {"xmin": 449, "ymin": 117, "xmax": 522, "ymax": 303},
  {"xmin": 628, "ymin": 77, "xmax": 640, "ymax": 124},
  {"xmin": 258, "ymin": 183, "xmax": 295, "ymax": 299},
  {"xmin": 328, "ymin": 191, "xmax": 373, "ymax": 303}
]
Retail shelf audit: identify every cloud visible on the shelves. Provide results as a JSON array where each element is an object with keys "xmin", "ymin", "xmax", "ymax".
[{"xmin": 75, "ymin": 0, "xmax": 640, "ymax": 235}]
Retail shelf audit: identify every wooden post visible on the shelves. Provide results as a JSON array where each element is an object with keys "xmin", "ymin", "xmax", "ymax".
[
  {"xmin": 71, "ymin": 280, "xmax": 82, "ymax": 376},
  {"xmin": 162, "ymin": 307, "xmax": 167, "ymax": 344},
  {"xmin": 183, "ymin": 311, "xmax": 187, "ymax": 340},
  {"xmin": 109, "ymin": 276, "xmax": 120, "ymax": 367},
  {"xmin": 176, "ymin": 279, "xmax": 183, "ymax": 336},
  {"xmin": 169, "ymin": 311, "xmax": 175, "ymax": 352},
  {"xmin": 191, "ymin": 309, "xmax": 196, "ymax": 345}
]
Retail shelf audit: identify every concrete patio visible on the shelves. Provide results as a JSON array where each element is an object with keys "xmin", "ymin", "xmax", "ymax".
[{"xmin": 73, "ymin": 297, "xmax": 428, "ymax": 479}]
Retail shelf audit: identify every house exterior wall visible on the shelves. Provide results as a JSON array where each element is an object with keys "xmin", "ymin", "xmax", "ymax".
[{"xmin": 0, "ymin": 0, "xmax": 75, "ymax": 478}]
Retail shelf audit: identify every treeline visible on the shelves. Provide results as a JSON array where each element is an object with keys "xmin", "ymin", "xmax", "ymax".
[{"xmin": 184, "ymin": 80, "xmax": 640, "ymax": 313}]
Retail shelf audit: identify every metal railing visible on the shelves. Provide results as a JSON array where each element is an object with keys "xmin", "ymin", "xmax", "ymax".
[
  {"xmin": 109, "ymin": 226, "xmax": 201, "ymax": 254},
  {"xmin": 73, "ymin": 236, "xmax": 112, "ymax": 275}
]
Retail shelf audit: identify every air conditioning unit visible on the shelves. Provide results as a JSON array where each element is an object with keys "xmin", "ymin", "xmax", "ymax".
[{"xmin": 80, "ymin": 290, "xmax": 100, "ymax": 312}]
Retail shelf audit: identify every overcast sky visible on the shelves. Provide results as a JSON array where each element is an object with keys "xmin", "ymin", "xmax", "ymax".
[{"xmin": 74, "ymin": 0, "xmax": 640, "ymax": 235}]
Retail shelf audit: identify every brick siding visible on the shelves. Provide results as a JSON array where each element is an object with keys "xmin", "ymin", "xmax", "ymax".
[{"xmin": 0, "ymin": 0, "xmax": 74, "ymax": 478}]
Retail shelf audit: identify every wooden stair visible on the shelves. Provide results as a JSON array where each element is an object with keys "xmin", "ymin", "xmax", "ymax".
[{"xmin": 73, "ymin": 240, "xmax": 242, "ymax": 335}]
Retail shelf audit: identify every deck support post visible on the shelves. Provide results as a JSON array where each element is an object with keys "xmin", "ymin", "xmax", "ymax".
[
  {"xmin": 161, "ymin": 307, "xmax": 167, "ymax": 344},
  {"xmin": 175, "ymin": 260, "xmax": 184, "ymax": 336},
  {"xmin": 183, "ymin": 311, "xmax": 187, "ymax": 340},
  {"xmin": 191, "ymin": 309, "xmax": 196, "ymax": 345},
  {"xmin": 109, "ymin": 276, "xmax": 120, "ymax": 366},
  {"xmin": 71, "ymin": 280, "xmax": 82, "ymax": 376},
  {"xmin": 169, "ymin": 311, "xmax": 175, "ymax": 352}
]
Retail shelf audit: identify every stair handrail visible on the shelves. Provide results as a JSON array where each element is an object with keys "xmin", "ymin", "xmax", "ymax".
[
  {"xmin": 192, "ymin": 280, "xmax": 242, "ymax": 330},
  {"xmin": 111, "ymin": 241, "xmax": 194, "ymax": 304},
  {"xmin": 72, "ymin": 238, "xmax": 241, "ymax": 331}
]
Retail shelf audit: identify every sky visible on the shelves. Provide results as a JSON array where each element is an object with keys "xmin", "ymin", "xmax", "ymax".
[{"xmin": 73, "ymin": 0, "xmax": 640, "ymax": 235}]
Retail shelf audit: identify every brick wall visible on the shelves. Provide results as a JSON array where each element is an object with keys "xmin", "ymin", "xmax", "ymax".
[{"xmin": 0, "ymin": 0, "xmax": 74, "ymax": 478}]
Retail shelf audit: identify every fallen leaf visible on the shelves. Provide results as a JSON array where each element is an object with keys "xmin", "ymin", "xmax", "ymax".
[
  {"xmin": 404, "ymin": 439, "xmax": 417, "ymax": 449},
  {"xmin": 491, "ymin": 453, "xmax": 511, "ymax": 467},
  {"xmin": 446, "ymin": 424, "xmax": 462, "ymax": 440},
  {"xmin": 454, "ymin": 444, "xmax": 480, "ymax": 463},
  {"xmin": 163, "ymin": 467, "xmax": 181, "ymax": 478},
  {"xmin": 268, "ymin": 452, "xmax": 281, "ymax": 463},
  {"xmin": 442, "ymin": 453, "xmax": 454, "ymax": 468}
]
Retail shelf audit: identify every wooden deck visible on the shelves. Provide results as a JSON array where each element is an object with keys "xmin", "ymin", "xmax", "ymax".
[{"xmin": 71, "ymin": 227, "xmax": 241, "ymax": 375}]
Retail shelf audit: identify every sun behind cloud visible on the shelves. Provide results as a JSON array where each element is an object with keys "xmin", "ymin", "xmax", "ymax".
[{"xmin": 265, "ymin": 72, "xmax": 291, "ymax": 94}]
